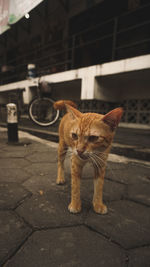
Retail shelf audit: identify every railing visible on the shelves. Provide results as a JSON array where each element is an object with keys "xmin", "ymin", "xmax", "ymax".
[{"xmin": 1, "ymin": 2, "xmax": 150, "ymax": 85}]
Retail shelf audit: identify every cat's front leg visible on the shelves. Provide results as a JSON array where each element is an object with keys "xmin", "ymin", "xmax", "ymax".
[
  {"xmin": 56, "ymin": 140, "xmax": 67, "ymax": 185},
  {"xmin": 68, "ymin": 155, "xmax": 83, "ymax": 213},
  {"xmin": 93, "ymin": 171, "xmax": 108, "ymax": 214}
]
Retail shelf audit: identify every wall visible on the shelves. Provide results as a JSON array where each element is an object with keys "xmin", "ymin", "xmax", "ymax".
[
  {"xmin": 51, "ymin": 80, "xmax": 81, "ymax": 101},
  {"xmin": 94, "ymin": 69, "xmax": 150, "ymax": 102},
  {"xmin": 0, "ymin": 93, "xmax": 8, "ymax": 104}
]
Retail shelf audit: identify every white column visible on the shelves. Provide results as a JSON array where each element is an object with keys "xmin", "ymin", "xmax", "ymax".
[
  {"xmin": 80, "ymin": 66, "xmax": 96, "ymax": 99},
  {"xmin": 22, "ymin": 86, "xmax": 33, "ymax": 104}
]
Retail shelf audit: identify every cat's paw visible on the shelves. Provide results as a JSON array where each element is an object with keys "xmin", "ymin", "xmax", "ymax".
[
  {"xmin": 68, "ymin": 202, "xmax": 81, "ymax": 214},
  {"xmin": 93, "ymin": 203, "xmax": 108, "ymax": 214},
  {"xmin": 56, "ymin": 177, "xmax": 65, "ymax": 185}
]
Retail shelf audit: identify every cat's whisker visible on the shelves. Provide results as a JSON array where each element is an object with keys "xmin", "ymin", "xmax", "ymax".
[
  {"xmin": 87, "ymin": 153, "xmax": 102, "ymax": 178},
  {"xmin": 91, "ymin": 150, "xmax": 115, "ymax": 180},
  {"xmin": 88, "ymin": 151, "xmax": 108, "ymax": 178},
  {"xmin": 94, "ymin": 151, "xmax": 108, "ymax": 160},
  {"xmin": 93, "ymin": 157, "xmax": 105, "ymax": 167},
  {"xmin": 93, "ymin": 154, "xmax": 108, "ymax": 166},
  {"xmin": 87, "ymin": 156, "xmax": 99, "ymax": 177},
  {"xmin": 90, "ymin": 153, "xmax": 104, "ymax": 166},
  {"xmin": 93, "ymin": 152, "xmax": 107, "ymax": 165},
  {"xmin": 92, "ymin": 158, "xmax": 103, "ymax": 174},
  {"xmin": 92, "ymin": 153, "xmax": 116, "ymax": 180},
  {"xmin": 89, "ymin": 155, "xmax": 99, "ymax": 168},
  {"xmin": 95, "ymin": 151, "xmax": 108, "ymax": 155}
]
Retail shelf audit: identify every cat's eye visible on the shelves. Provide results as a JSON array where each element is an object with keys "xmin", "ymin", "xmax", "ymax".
[
  {"xmin": 88, "ymin": 135, "xmax": 99, "ymax": 142},
  {"xmin": 72, "ymin": 133, "xmax": 78, "ymax": 140}
]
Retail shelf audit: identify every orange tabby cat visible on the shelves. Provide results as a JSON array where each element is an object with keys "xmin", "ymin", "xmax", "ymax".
[{"xmin": 54, "ymin": 100, "xmax": 123, "ymax": 214}]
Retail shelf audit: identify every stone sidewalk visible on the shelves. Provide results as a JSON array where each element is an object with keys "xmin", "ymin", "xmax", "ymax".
[{"xmin": 0, "ymin": 127, "xmax": 150, "ymax": 267}]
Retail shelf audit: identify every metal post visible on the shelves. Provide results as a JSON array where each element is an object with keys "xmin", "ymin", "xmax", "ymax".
[
  {"xmin": 71, "ymin": 35, "xmax": 76, "ymax": 69},
  {"xmin": 7, "ymin": 103, "xmax": 18, "ymax": 143},
  {"xmin": 112, "ymin": 17, "xmax": 118, "ymax": 61}
]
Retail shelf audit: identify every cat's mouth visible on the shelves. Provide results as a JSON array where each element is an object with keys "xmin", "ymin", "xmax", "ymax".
[{"xmin": 73, "ymin": 149, "xmax": 89, "ymax": 161}]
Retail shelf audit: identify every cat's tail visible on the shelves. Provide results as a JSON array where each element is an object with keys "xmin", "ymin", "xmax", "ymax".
[{"xmin": 53, "ymin": 100, "xmax": 77, "ymax": 110}]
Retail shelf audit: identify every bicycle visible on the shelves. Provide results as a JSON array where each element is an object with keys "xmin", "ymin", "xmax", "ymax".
[{"xmin": 28, "ymin": 78, "xmax": 60, "ymax": 126}]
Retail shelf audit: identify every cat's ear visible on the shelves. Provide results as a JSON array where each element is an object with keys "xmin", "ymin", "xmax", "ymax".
[
  {"xmin": 65, "ymin": 104, "xmax": 82, "ymax": 120},
  {"xmin": 102, "ymin": 107, "xmax": 123, "ymax": 130}
]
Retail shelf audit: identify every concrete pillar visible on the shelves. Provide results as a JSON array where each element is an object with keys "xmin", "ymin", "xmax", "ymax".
[{"xmin": 81, "ymin": 66, "xmax": 95, "ymax": 99}]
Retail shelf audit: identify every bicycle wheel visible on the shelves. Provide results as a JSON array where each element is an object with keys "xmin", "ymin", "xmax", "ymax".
[{"xmin": 29, "ymin": 97, "xmax": 59, "ymax": 126}]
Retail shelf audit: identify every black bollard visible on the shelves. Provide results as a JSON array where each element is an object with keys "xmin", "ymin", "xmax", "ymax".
[{"xmin": 7, "ymin": 103, "xmax": 19, "ymax": 144}]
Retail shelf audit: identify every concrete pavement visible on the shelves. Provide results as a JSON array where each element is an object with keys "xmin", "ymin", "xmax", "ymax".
[
  {"xmin": 0, "ymin": 127, "xmax": 150, "ymax": 267},
  {"xmin": 1, "ymin": 114, "xmax": 150, "ymax": 161}
]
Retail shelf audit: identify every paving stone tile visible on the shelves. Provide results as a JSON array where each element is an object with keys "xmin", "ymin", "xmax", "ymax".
[
  {"xmin": 27, "ymin": 151, "xmax": 57, "ymax": 163},
  {"xmin": 0, "ymin": 135, "xmax": 8, "ymax": 146},
  {"xmin": 81, "ymin": 178, "xmax": 126, "ymax": 202},
  {"xmin": 0, "ymin": 144, "xmax": 7, "ymax": 150},
  {"xmin": 106, "ymin": 162, "xmax": 128, "ymax": 171},
  {"xmin": 23, "ymin": 174, "xmax": 69, "ymax": 195},
  {"xmin": 0, "ymin": 168, "xmax": 30, "ymax": 183},
  {"xmin": 0, "ymin": 150, "xmax": 31, "ymax": 158},
  {"xmin": 128, "ymin": 246, "xmax": 150, "ymax": 267},
  {"xmin": 85, "ymin": 200, "xmax": 150, "ymax": 249},
  {"xmin": 26, "ymin": 142, "xmax": 57, "ymax": 152},
  {"xmin": 105, "ymin": 162, "xmax": 150, "ymax": 184},
  {"xmin": 24, "ymin": 162, "xmax": 57, "ymax": 176},
  {"xmin": 105, "ymin": 168, "xmax": 130, "ymax": 184},
  {"xmin": 0, "ymin": 158, "xmax": 29, "ymax": 169},
  {"xmin": 127, "ymin": 182, "xmax": 150, "ymax": 206},
  {"xmin": 0, "ymin": 183, "xmax": 31, "ymax": 209},
  {"xmin": 5, "ymin": 226, "xmax": 126, "ymax": 267},
  {"xmin": 0, "ymin": 140, "xmax": 52, "ymax": 157},
  {"xmin": 16, "ymin": 190, "xmax": 88, "ymax": 229},
  {"xmin": 0, "ymin": 211, "xmax": 32, "ymax": 265},
  {"xmin": 126, "ymin": 163, "xmax": 150, "ymax": 182},
  {"xmin": 103, "ymin": 180, "xmax": 126, "ymax": 201},
  {"xmin": 2, "ymin": 142, "xmax": 32, "ymax": 152}
]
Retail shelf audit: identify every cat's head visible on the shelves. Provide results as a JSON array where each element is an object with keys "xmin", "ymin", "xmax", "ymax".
[{"xmin": 66, "ymin": 104, "xmax": 123, "ymax": 160}]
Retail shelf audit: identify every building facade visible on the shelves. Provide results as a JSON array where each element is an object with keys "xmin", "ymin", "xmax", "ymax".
[{"xmin": 0, "ymin": 0, "xmax": 150, "ymax": 125}]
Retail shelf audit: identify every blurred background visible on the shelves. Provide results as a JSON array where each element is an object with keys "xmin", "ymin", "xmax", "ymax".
[{"xmin": 0, "ymin": 0, "xmax": 150, "ymax": 128}]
